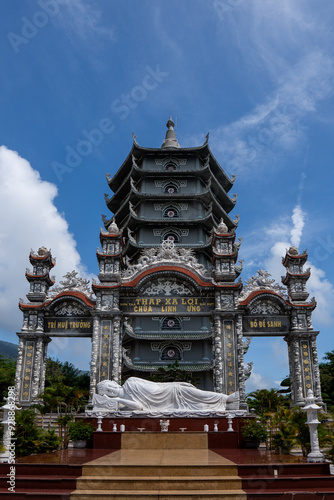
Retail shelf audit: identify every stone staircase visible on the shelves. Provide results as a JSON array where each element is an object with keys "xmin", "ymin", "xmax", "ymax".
[{"xmin": 70, "ymin": 432, "xmax": 247, "ymax": 499}]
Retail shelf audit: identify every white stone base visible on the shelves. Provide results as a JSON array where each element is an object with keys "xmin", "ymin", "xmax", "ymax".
[
  {"xmin": 86, "ymin": 409, "xmax": 247, "ymax": 418},
  {"xmin": 307, "ymin": 451, "xmax": 325, "ymax": 463}
]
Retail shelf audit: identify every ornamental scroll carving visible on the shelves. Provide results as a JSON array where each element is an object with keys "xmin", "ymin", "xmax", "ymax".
[
  {"xmin": 53, "ymin": 302, "xmax": 86, "ymax": 316},
  {"xmin": 48, "ymin": 271, "xmax": 93, "ymax": 299},
  {"xmin": 122, "ymin": 246, "xmax": 212, "ymax": 279},
  {"xmin": 248, "ymin": 300, "xmax": 282, "ymax": 315},
  {"xmin": 141, "ymin": 279, "xmax": 193, "ymax": 296},
  {"xmin": 239, "ymin": 269, "xmax": 287, "ymax": 301}
]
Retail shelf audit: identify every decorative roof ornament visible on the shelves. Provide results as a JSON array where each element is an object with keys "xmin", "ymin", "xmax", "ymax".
[
  {"xmin": 107, "ymin": 217, "xmax": 120, "ymax": 234},
  {"xmin": 37, "ymin": 246, "xmax": 48, "ymax": 256},
  {"xmin": 289, "ymin": 246, "xmax": 299, "ymax": 255},
  {"xmin": 161, "ymin": 117, "xmax": 181, "ymax": 149},
  {"xmin": 216, "ymin": 218, "xmax": 229, "ymax": 233},
  {"xmin": 239, "ymin": 269, "xmax": 287, "ymax": 301},
  {"xmin": 122, "ymin": 245, "xmax": 212, "ymax": 280},
  {"xmin": 233, "ymin": 214, "xmax": 240, "ymax": 226},
  {"xmin": 48, "ymin": 270, "xmax": 93, "ymax": 298},
  {"xmin": 132, "ymin": 132, "xmax": 138, "ymax": 145}
]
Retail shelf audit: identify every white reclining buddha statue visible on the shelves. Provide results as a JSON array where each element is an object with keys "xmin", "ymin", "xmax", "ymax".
[{"xmin": 91, "ymin": 377, "xmax": 239, "ymax": 415}]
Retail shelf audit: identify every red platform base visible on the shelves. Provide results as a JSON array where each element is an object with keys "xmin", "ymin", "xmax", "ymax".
[
  {"xmin": 86, "ymin": 415, "xmax": 243, "ymax": 449},
  {"xmin": 93, "ymin": 430, "xmax": 239, "ymax": 449}
]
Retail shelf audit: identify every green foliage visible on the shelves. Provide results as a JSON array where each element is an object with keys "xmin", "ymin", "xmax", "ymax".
[
  {"xmin": 241, "ymin": 419, "xmax": 268, "ymax": 442},
  {"xmin": 14, "ymin": 409, "xmax": 60, "ymax": 457},
  {"xmin": 39, "ymin": 428, "xmax": 61, "ymax": 454},
  {"xmin": 34, "ymin": 358, "xmax": 91, "ymax": 449},
  {"xmin": 289, "ymin": 408, "xmax": 311, "ymax": 456},
  {"xmin": 146, "ymin": 361, "xmax": 200, "ymax": 386},
  {"xmin": 0, "ymin": 356, "xmax": 16, "ymax": 403},
  {"xmin": 320, "ymin": 350, "xmax": 334, "ymax": 409},
  {"xmin": 45, "ymin": 358, "xmax": 90, "ymax": 391},
  {"xmin": 247, "ymin": 388, "xmax": 289, "ymax": 417},
  {"xmin": 68, "ymin": 420, "xmax": 94, "ymax": 441},
  {"xmin": 319, "ymin": 412, "xmax": 334, "ymax": 462}
]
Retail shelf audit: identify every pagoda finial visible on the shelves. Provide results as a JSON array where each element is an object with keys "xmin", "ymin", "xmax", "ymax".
[
  {"xmin": 161, "ymin": 116, "xmax": 181, "ymax": 149},
  {"xmin": 107, "ymin": 217, "xmax": 120, "ymax": 234}
]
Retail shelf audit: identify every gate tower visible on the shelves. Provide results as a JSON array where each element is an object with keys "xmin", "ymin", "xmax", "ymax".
[{"xmin": 14, "ymin": 118, "xmax": 322, "ymax": 409}]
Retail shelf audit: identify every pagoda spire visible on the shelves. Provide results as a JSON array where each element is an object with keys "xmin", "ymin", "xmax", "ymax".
[{"xmin": 161, "ymin": 116, "xmax": 181, "ymax": 149}]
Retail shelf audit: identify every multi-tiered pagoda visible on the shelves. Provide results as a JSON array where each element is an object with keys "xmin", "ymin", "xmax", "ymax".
[{"xmin": 15, "ymin": 119, "xmax": 322, "ymax": 410}]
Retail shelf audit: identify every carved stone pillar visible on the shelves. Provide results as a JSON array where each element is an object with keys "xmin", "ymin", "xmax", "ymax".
[
  {"xmin": 14, "ymin": 337, "xmax": 25, "ymax": 400},
  {"xmin": 213, "ymin": 314, "xmax": 223, "ymax": 392},
  {"xmin": 111, "ymin": 314, "xmax": 122, "ymax": 384},
  {"xmin": 236, "ymin": 314, "xmax": 247, "ymax": 409},
  {"xmin": 310, "ymin": 335, "xmax": 322, "ymax": 401},
  {"xmin": 97, "ymin": 319, "xmax": 113, "ymax": 382},
  {"xmin": 285, "ymin": 332, "xmax": 322, "ymax": 406},
  {"xmin": 89, "ymin": 316, "xmax": 100, "ymax": 397},
  {"xmin": 39, "ymin": 337, "xmax": 50, "ymax": 397},
  {"xmin": 31, "ymin": 336, "xmax": 50, "ymax": 400},
  {"xmin": 15, "ymin": 334, "xmax": 50, "ymax": 406},
  {"xmin": 221, "ymin": 317, "xmax": 237, "ymax": 396}
]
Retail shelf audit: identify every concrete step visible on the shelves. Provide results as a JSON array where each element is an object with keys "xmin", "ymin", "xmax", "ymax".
[
  {"xmin": 121, "ymin": 432, "xmax": 208, "ymax": 449},
  {"xmin": 0, "ymin": 475, "xmax": 77, "ymax": 489},
  {"xmin": 242, "ymin": 475, "xmax": 334, "ymax": 490},
  {"xmin": 82, "ymin": 464, "xmax": 238, "ymax": 477},
  {"xmin": 75, "ymin": 474, "xmax": 242, "ymax": 490},
  {"xmin": 70, "ymin": 489, "xmax": 247, "ymax": 500}
]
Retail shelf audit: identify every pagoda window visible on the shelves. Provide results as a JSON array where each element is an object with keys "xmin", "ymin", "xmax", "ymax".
[
  {"xmin": 165, "ymin": 162, "xmax": 177, "ymax": 171},
  {"xmin": 161, "ymin": 345, "xmax": 182, "ymax": 361},
  {"xmin": 161, "ymin": 317, "xmax": 182, "ymax": 330},
  {"xmin": 164, "ymin": 183, "xmax": 179, "ymax": 194},
  {"xmin": 163, "ymin": 207, "xmax": 179, "ymax": 218}
]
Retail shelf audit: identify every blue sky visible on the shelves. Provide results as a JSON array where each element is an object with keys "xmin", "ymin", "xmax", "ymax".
[{"xmin": 1, "ymin": 0, "xmax": 334, "ymax": 392}]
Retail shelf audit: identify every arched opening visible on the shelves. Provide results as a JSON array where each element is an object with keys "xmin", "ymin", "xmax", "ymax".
[
  {"xmin": 161, "ymin": 345, "xmax": 182, "ymax": 361},
  {"xmin": 244, "ymin": 337, "xmax": 289, "ymax": 394},
  {"xmin": 163, "ymin": 207, "xmax": 179, "ymax": 218},
  {"xmin": 165, "ymin": 163, "xmax": 177, "ymax": 171},
  {"xmin": 161, "ymin": 317, "xmax": 182, "ymax": 330},
  {"xmin": 164, "ymin": 183, "xmax": 179, "ymax": 194},
  {"xmin": 162, "ymin": 232, "xmax": 180, "ymax": 243}
]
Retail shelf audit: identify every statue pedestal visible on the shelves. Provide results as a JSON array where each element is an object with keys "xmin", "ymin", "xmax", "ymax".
[{"xmin": 93, "ymin": 430, "xmax": 239, "ymax": 450}]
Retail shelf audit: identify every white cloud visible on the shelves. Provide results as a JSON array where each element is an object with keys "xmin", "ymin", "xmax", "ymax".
[
  {"xmin": 58, "ymin": 0, "xmax": 115, "ymax": 41},
  {"xmin": 245, "ymin": 371, "xmax": 272, "ymax": 393},
  {"xmin": 242, "ymin": 201, "xmax": 334, "ymax": 328},
  {"xmin": 0, "ymin": 146, "xmax": 86, "ymax": 337},
  {"xmin": 306, "ymin": 264, "xmax": 334, "ymax": 326},
  {"xmin": 290, "ymin": 205, "xmax": 305, "ymax": 248},
  {"xmin": 209, "ymin": 51, "xmax": 334, "ymax": 177}
]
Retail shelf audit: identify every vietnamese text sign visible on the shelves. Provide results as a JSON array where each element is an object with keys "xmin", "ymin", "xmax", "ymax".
[
  {"xmin": 44, "ymin": 317, "xmax": 93, "ymax": 333},
  {"xmin": 120, "ymin": 297, "xmax": 215, "ymax": 313},
  {"xmin": 242, "ymin": 315, "xmax": 290, "ymax": 334}
]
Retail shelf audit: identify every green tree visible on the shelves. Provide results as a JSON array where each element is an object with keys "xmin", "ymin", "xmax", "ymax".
[
  {"xmin": 271, "ymin": 407, "xmax": 310, "ymax": 456},
  {"xmin": 39, "ymin": 361, "xmax": 90, "ymax": 447},
  {"xmin": 247, "ymin": 388, "xmax": 289, "ymax": 417},
  {"xmin": 0, "ymin": 356, "xmax": 16, "ymax": 403},
  {"xmin": 14, "ymin": 409, "xmax": 61, "ymax": 457},
  {"xmin": 145, "ymin": 361, "xmax": 200, "ymax": 386},
  {"xmin": 45, "ymin": 358, "xmax": 90, "ymax": 391},
  {"xmin": 319, "ymin": 350, "xmax": 334, "ymax": 409}
]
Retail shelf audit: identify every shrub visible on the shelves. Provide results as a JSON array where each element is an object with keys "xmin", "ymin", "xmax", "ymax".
[
  {"xmin": 241, "ymin": 419, "xmax": 268, "ymax": 442},
  {"xmin": 68, "ymin": 420, "xmax": 94, "ymax": 441}
]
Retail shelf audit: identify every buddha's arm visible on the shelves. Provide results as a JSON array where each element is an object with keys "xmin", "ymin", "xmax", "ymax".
[{"xmin": 115, "ymin": 397, "xmax": 144, "ymax": 410}]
